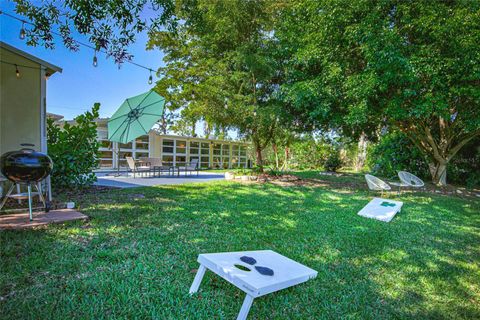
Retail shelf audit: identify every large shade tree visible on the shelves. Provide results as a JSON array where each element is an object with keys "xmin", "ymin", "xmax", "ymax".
[
  {"xmin": 277, "ymin": 0, "xmax": 480, "ymax": 185},
  {"xmin": 148, "ymin": 0, "xmax": 282, "ymax": 170}
]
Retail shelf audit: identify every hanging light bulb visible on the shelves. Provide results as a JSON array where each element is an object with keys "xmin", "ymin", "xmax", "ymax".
[
  {"xmin": 148, "ymin": 69, "xmax": 153, "ymax": 85},
  {"xmin": 92, "ymin": 50, "xmax": 98, "ymax": 67},
  {"xmin": 19, "ymin": 21, "xmax": 26, "ymax": 40},
  {"xmin": 15, "ymin": 64, "xmax": 20, "ymax": 78},
  {"xmin": 253, "ymin": 109, "xmax": 257, "ymax": 117}
]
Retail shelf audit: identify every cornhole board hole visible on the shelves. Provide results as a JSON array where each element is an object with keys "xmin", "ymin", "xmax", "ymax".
[
  {"xmin": 189, "ymin": 250, "xmax": 317, "ymax": 320},
  {"xmin": 358, "ymin": 197, "xmax": 403, "ymax": 222}
]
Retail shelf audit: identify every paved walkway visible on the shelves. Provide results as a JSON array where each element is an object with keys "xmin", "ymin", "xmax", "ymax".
[{"xmin": 95, "ymin": 171, "xmax": 225, "ymax": 188}]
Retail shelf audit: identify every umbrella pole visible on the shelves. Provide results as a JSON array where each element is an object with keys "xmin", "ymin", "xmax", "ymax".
[
  {"xmin": 109, "ymin": 148, "xmax": 122, "ymax": 177},
  {"xmin": 114, "ymin": 149, "xmax": 122, "ymax": 177}
]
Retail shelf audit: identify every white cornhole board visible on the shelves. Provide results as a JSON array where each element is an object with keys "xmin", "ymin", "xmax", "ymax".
[
  {"xmin": 358, "ymin": 197, "xmax": 403, "ymax": 222},
  {"xmin": 189, "ymin": 250, "xmax": 317, "ymax": 320}
]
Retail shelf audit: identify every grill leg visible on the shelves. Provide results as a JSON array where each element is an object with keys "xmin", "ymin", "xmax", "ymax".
[
  {"xmin": 0, "ymin": 184, "xmax": 15, "ymax": 211},
  {"xmin": 36, "ymin": 183, "xmax": 46, "ymax": 208},
  {"xmin": 27, "ymin": 184, "xmax": 33, "ymax": 221},
  {"xmin": 16, "ymin": 183, "xmax": 21, "ymax": 204},
  {"xmin": 46, "ymin": 176, "xmax": 52, "ymax": 202}
]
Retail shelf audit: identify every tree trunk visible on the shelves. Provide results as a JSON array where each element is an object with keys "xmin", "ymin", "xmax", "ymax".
[
  {"xmin": 429, "ymin": 160, "xmax": 447, "ymax": 186},
  {"xmin": 253, "ymin": 138, "xmax": 264, "ymax": 172},
  {"xmin": 255, "ymin": 146, "xmax": 264, "ymax": 172},
  {"xmin": 355, "ymin": 132, "xmax": 368, "ymax": 171},
  {"xmin": 191, "ymin": 120, "xmax": 196, "ymax": 137},
  {"xmin": 204, "ymin": 122, "xmax": 211, "ymax": 138},
  {"xmin": 401, "ymin": 122, "xmax": 479, "ymax": 187},
  {"xmin": 161, "ymin": 113, "xmax": 167, "ymax": 134},
  {"xmin": 282, "ymin": 146, "xmax": 290, "ymax": 171},
  {"xmin": 272, "ymin": 142, "xmax": 279, "ymax": 170}
]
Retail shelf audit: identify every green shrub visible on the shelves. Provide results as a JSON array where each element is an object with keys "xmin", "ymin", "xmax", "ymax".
[
  {"xmin": 286, "ymin": 137, "xmax": 335, "ymax": 170},
  {"xmin": 267, "ymin": 168, "xmax": 283, "ymax": 176},
  {"xmin": 324, "ymin": 149, "xmax": 342, "ymax": 172},
  {"xmin": 251, "ymin": 166, "xmax": 263, "ymax": 174},
  {"xmin": 47, "ymin": 104, "xmax": 100, "ymax": 190},
  {"xmin": 447, "ymin": 137, "xmax": 480, "ymax": 188}
]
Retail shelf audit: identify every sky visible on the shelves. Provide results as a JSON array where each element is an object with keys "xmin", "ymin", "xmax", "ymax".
[{"xmin": 0, "ymin": 1, "xmax": 165, "ymax": 120}]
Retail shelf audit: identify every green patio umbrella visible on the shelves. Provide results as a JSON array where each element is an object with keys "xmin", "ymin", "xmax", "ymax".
[{"xmin": 108, "ymin": 90, "xmax": 165, "ymax": 144}]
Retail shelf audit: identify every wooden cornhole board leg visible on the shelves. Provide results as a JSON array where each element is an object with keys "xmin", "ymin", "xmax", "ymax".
[
  {"xmin": 189, "ymin": 264, "xmax": 255, "ymax": 320},
  {"xmin": 237, "ymin": 294, "xmax": 254, "ymax": 320},
  {"xmin": 189, "ymin": 264, "xmax": 206, "ymax": 294}
]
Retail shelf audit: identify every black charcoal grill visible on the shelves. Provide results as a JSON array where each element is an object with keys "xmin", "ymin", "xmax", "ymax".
[{"xmin": 0, "ymin": 144, "xmax": 53, "ymax": 220}]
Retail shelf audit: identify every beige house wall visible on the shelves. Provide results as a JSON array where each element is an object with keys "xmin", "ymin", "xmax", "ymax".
[{"xmin": 0, "ymin": 47, "xmax": 41, "ymax": 155}]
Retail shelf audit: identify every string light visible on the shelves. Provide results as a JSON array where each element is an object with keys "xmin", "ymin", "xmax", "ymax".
[
  {"xmin": 92, "ymin": 50, "xmax": 98, "ymax": 67},
  {"xmin": 253, "ymin": 109, "xmax": 257, "ymax": 117},
  {"xmin": 148, "ymin": 69, "xmax": 153, "ymax": 85},
  {"xmin": 1, "ymin": 11, "xmax": 158, "ymax": 82},
  {"xmin": 1, "ymin": 60, "xmax": 56, "ymax": 80},
  {"xmin": 19, "ymin": 21, "xmax": 25, "ymax": 39}
]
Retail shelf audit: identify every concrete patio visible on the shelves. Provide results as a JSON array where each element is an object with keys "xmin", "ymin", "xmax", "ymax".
[{"xmin": 95, "ymin": 171, "xmax": 225, "ymax": 188}]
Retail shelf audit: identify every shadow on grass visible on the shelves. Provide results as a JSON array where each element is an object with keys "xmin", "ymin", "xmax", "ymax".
[{"xmin": 1, "ymin": 181, "xmax": 479, "ymax": 319}]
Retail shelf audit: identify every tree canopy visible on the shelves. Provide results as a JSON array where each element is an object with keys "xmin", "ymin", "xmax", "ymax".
[
  {"xmin": 12, "ymin": 0, "xmax": 480, "ymax": 184},
  {"xmin": 276, "ymin": 0, "xmax": 480, "ymax": 184},
  {"xmin": 148, "ymin": 0, "xmax": 283, "ymax": 170},
  {"xmin": 12, "ymin": 0, "xmax": 176, "ymax": 63}
]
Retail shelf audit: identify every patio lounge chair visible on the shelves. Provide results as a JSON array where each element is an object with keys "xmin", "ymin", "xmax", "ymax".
[
  {"xmin": 126, "ymin": 156, "xmax": 150, "ymax": 178},
  {"xmin": 139, "ymin": 157, "xmax": 170, "ymax": 176},
  {"xmin": 365, "ymin": 174, "xmax": 391, "ymax": 195},
  {"xmin": 179, "ymin": 158, "xmax": 199, "ymax": 176},
  {"xmin": 398, "ymin": 171, "xmax": 425, "ymax": 189}
]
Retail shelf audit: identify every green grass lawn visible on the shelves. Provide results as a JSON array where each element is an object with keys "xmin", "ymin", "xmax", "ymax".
[{"xmin": 1, "ymin": 178, "xmax": 479, "ymax": 319}]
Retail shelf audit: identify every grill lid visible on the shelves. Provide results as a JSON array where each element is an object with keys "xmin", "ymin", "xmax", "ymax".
[{"xmin": 0, "ymin": 143, "xmax": 53, "ymax": 183}]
